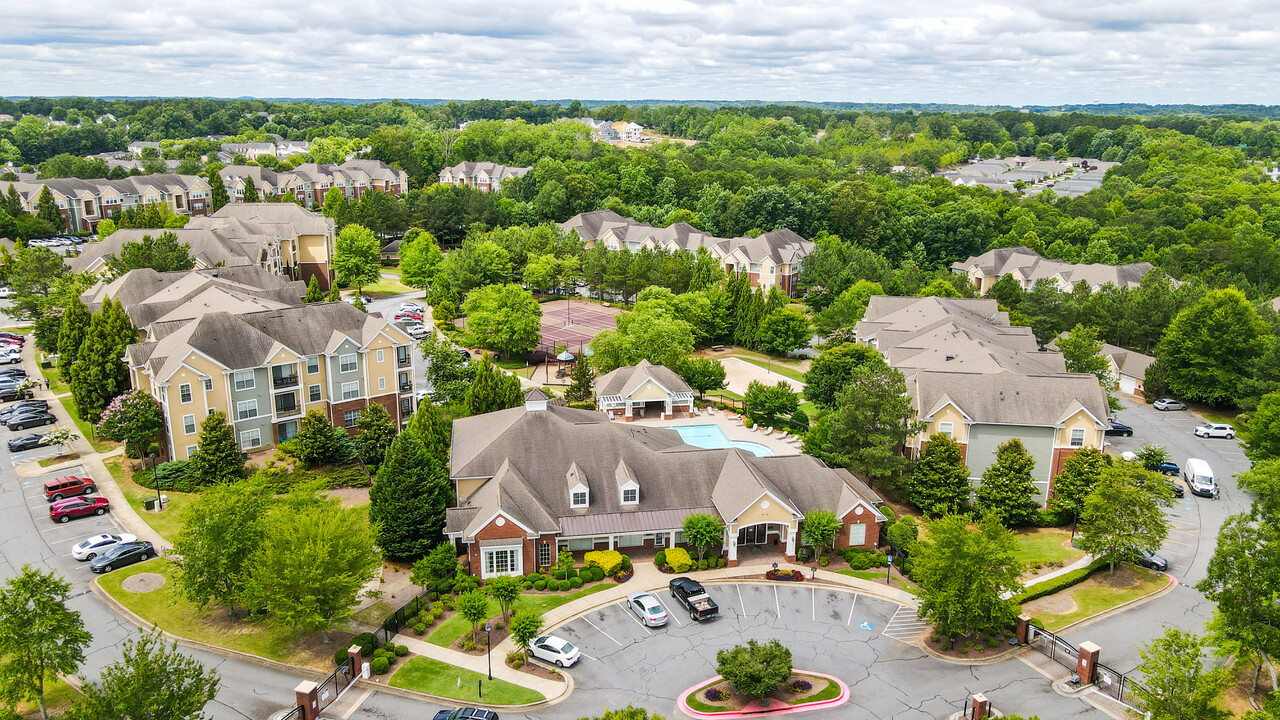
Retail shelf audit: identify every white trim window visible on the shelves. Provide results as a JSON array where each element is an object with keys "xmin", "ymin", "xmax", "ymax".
[
  {"xmin": 937, "ymin": 421, "xmax": 954, "ymax": 439},
  {"xmin": 182, "ymin": 414, "xmax": 196, "ymax": 435},
  {"xmin": 239, "ymin": 428, "xmax": 262, "ymax": 450},
  {"xmin": 343, "ymin": 409, "xmax": 361, "ymax": 428},
  {"xmin": 483, "ymin": 546, "xmax": 522, "ymax": 578},
  {"xmin": 179, "ymin": 383, "xmax": 192, "ymax": 404},
  {"xmin": 340, "ymin": 353, "xmax": 358, "ymax": 373},
  {"xmin": 1070, "ymin": 427, "xmax": 1085, "ymax": 448},
  {"xmin": 849, "ymin": 523, "xmax": 867, "ymax": 546},
  {"xmin": 621, "ymin": 486, "xmax": 638, "ymax": 505},
  {"xmin": 233, "ymin": 370, "xmax": 255, "ymax": 390},
  {"xmin": 236, "ymin": 399, "xmax": 258, "ymax": 420},
  {"xmin": 308, "ymin": 384, "xmax": 322, "ymax": 402},
  {"xmin": 376, "ymin": 349, "xmax": 384, "ymax": 363},
  {"xmin": 186, "ymin": 444, "xmax": 198, "ymax": 460},
  {"xmin": 306, "ymin": 355, "xmax": 320, "ymax": 374},
  {"xmin": 570, "ymin": 484, "xmax": 589, "ymax": 508},
  {"xmin": 341, "ymin": 382, "xmax": 359, "ymax": 400},
  {"xmin": 202, "ymin": 378, "xmax": 213, "ymax": 392},
  {"xmin": 539, "ymin": 542, "xmax": 552, "ymax": 568}
]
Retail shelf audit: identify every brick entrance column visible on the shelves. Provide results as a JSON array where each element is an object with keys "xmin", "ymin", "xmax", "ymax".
[
  {"xmin": 348, "ymin": 644, "xmax": 364, "ymax": 678},
  {"xmin": 294, "ymin": 680, "xmax": 319, "ymax": 720},
  {"xmin": 1076, "ymin": 641, "xmax": 1101, "ymax": 684},
  {"xmin": 1015, "ymin": 614, "xmax": 1031, "ymax": 644},
  {"xmin": 970, "ymin": 693, "xmax": 990, "ymax": 720}
]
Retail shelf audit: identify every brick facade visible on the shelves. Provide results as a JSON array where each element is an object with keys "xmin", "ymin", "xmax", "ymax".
[
  {"xmin": 465, "ymin": 515, "xmax": 536, "ymax": 578},
  {"xmin": 330, "ymin": 397, "xmax": 369, "ymax": 436},
  {"xmin": 836, "ymin": 508, "xmax": 880, "ymax": 551},
  {"xmin": 298, "ymin": 262, "xmax": 333, "ymax": 291}
]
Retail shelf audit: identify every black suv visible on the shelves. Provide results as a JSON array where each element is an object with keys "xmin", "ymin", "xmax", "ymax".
[{"xmin": 1104, "ymin": 418, "xmax": 1134, "ymax": 437}]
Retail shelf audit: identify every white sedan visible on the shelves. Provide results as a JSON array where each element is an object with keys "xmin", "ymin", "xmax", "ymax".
[
  {"xmin": 1194, "ymin": 423, "xmax": 1235, "ymax": 439},
  {"xmin": 627, "ymin": 591, "xmax": 669, "ymax": 627},
  {"xmin": 72, "ymin": 533, "xmax": 137, "ymax": 561},
  {"xmin": 529, "ymin": 635, "xmax": 580, "ymax": 667}
]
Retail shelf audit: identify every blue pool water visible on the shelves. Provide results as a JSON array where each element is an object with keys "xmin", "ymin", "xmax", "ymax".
[{"xmin": 674, "ymin": 424, "xmax": 775, "ymax": 457}]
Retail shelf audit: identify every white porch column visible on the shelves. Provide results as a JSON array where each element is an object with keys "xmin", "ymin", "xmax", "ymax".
[
  {"xmin": 727, "ymin": 527, "xmax": 737, "ymax": 562},
  {"xmin": 625, "ymin": 400, "xmax": 632, "ymax": 418},
  {"xmin": 669, "ymin": 530, "xmax": 677, "ymax": 548},
  {"xmin": 609, "ymin": 535, "xmax": 616, "ymax": 550},
  {"xmin": 785, "ymin": 524, "xmax": 797, "ymax": 557},
  {"xmin": 664, "ymin": 398, "xmax": 673, "ymax": 418}
]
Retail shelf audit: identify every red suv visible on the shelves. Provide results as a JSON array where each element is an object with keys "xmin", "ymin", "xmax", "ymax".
[
  {"xmin": 50, "ymin": 497, "xmax": 110, "ymax": 523},
  {"xmin": 43, "ymin": 475, "xmax": 97, "ymax": 502}
]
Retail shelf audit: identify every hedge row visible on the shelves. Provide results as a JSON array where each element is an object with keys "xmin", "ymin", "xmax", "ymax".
[{"xmin": 1013, "ymin": 558, "xmax": 1108, "ymax": 605}]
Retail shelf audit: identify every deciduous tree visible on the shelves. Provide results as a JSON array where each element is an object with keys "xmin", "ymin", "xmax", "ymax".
[
  {"xmin": 912, "ymin": 513, "xmax": 1022, "ymax": 648},
  {"xmin": 456, "ymin": 590, "xmax": 491, "ymax": 645},
  {"xmin": 65, "ymin": 632, "xmax": 219, "ymax": 720},
  {"xmin": 1078, "ymin": 465, "xmax": 1170, "ymax": 573},
  {"xmin": 1050, "ymin": 446, "xmax": 1110, "ymax": 525},
  {"xmin": 105, "ymin": 231, "xmax": 195, "ymax": 276},
  {"xmin": 1155, "ymin": 288, "xmax": 1267, "ymax": 406},
  {"xmin": 96, "ymin": 390, "xmax": 164, "ymax": 458},
  {"xmin": 486, "ymin": 576, "xmax": 523, "ymax": 624},
  {"xmin": 0, "ymin": 566, "xmax": 92, "ymax": 720},
  {"xmin": 461, "ymin": 284, "xmax": 542, "ymax": 359},
  {"xmin": 715, "ymin": 640, "xmax": 792, "ymax": 699},
  {"xmin": 509, "ymin": 610, "xmax": 545, "ymax": 658},
  {"xmin": 172, "ymin": 482, "xmax": 271, "ymax": 610},
  {"xmin": 802, "ymin": 342, "xmax": 885, "ymax": 409},
  {"xmin": 1132, "ymin": 628, "xmax": 1230, "ymax": 720},
  {"xmin": 815, "ymin": 363, "xmax": 921, "ymax": 484},
  {"xmin": 1243, "ymin": 391, "xmax": 1280, "ymax": 463},
  {"xmin": 800, "ymin": 509, "xmax": 842, "ymax": 564},
  {"xmin": 757, "ymin": 307, "xmax": 811, "ymax": 356},
  {"xmin": 333, "ymin": 224, "xmax": 381, "ymax": 294},
  {"xmin": 676, "ymin": 356, "xmax": 726, "ymax": 399},
  {"xmin": 681, "ymin": 513, "xmax": 725, "ymax": 564}
]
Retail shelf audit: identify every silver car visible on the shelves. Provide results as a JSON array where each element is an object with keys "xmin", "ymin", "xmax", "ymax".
[
  {"xmin": 627, "ymin": 591, "xmax": 669, "ymax": 627},
  {"xmin": 1194, "ymin": 423, "xmax": 1235, "ymax": 439},
  {"xmin": 1153, "ymin": 398, "xmax": 1187, "ymax": 411}
]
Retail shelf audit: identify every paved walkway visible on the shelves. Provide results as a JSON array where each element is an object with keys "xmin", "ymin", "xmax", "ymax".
[
  {"xmin": 1021, "ymin": 553, "xmax": 1096, "ymax": 588},
  {"xmin": 719, "ymin": 357, "xmax": 806, "ymax": 396}
]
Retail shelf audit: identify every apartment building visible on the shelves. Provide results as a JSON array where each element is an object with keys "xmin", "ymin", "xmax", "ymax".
[
  {"xmin": 437, "ymin": 161, "xmax": 531, "ymax": 193},
  {"xmin": 951, "ymin": 246, "xmax": 1154, "ymax": 294},
  {"xmin": 69, "ymin": 203, "xmax": 336, "ymax": 290},
  {"xmin": 217, "ymin": 159, "xmax": 408, "ymax": 209},
  {"xmin": 126, "ymin": 302, "xmax": 417, "ymax": 459},
  {"xmin": 0, "ymin": 174, "xmax": 212, "ymax": 233},
  {"xmin": 854, "ymin": 295, "xmax": 1109, "ymax": 505},
  {"xmin": 561, "ymin": 210, "xmax": 813, "ymax": 297},
  {"xmin": 80, "ymin": 266, "xmax": 305, "ymax": 329}
]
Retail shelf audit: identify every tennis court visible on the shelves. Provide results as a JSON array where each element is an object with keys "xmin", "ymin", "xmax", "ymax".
[{"xmin": 537, "ymin": 299, "xmax": 620, "ymax": 354}]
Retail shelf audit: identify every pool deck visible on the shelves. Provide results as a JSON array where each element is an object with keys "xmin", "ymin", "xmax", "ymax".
[{"xmin": 629, "ymin": 411, "xmax": 802, "ymax": 456}]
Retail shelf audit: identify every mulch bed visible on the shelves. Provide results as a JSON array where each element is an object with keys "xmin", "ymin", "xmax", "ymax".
[
  {"xmin": 693, "ymin": 673, "xmax": 833, "ymax": 711},
  {"xmin": 454, "ymin": 618, "xmax": 511, "ymax": 656},
  {"xmin": 924, "ymin": 630, "xmax": 1017, "ymax": 660},
  {"xmin": 510, "ymin": 657, "xmax": 564, "ymax": 681}
]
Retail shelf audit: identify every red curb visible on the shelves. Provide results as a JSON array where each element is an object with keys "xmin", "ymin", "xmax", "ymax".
[{"xmin": 677, "ymin": 671, "xmax": 849, "ymax": 718}]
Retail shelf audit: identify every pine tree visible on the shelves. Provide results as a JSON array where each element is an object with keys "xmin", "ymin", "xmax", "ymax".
[
  {"xmin": 325, "ymin": 285, "xmax": 340, "ymax": 302},
  {"xmin": 3, "ymin": 184, "xmax": 22, "ymax": 217},
  {"xmin": 208, "ymin": 172, "xmax": 229, "ymax": 211},
  {"xmin": 242, "ymin": 176, "xmax": 259, "ymax": 203},
  {"xmin": 36, "ymin": 185, "xmax": 63, "ymax": 230},
  {"xmin": 464, "ymin": 357, "xmax": 524, "ymax": 415},
  {"xmin": 565, "ymin": 359, "xmax": 595, "ymax": 403},
  {"xmin": 354, "ymin": 402, "xmax": 396, "ymax": 472},
  {"xmin": 57, "ymin": 299, "xmax": 91, "ymax": 381},
  {"xmin": 303, "ymin": 275, "xmax": 324, "ymax": 303},
  {"xmin": 405, "ymin": 400, "xmax": 451, "ymax": 463},
  {"xmin": 909, "ymin": 434, "xmax": 972, "ymax": 516},
  {"xmin": 975, "ymin": 439, "xmax": 1041, "ymax": 527},
  {"xmin": 189, "ymin": 411, "xmax": 247, "ymax": 486},
  {"xmin": 369, "ymin": 432, "xmax": 447, "ymax": 559},
  {"xmin": 68, "ymin": 300, "xmax": 134, "ymax": 424}
]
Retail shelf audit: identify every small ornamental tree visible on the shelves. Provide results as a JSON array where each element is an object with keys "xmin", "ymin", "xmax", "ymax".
[
  {"xmin": 39, "ymin": 427, "xmax": 79, "ymax": 457},
  {"xmin": 801, "ymin": 509, "xmax": 842, "ymax": 565},
  {"xmin": 96, "ymin": 391, "xmax": 164, "ymax": 458},
  {"xmin": 509, "ymin": 610, "xmax": 545, "ymax": 658},
  {"xmin": 715, "ymin": 639, "xmax": 793, "ymax": 699},
  {"xmin": 681, "ymin": 512, "xmax": 725, "ymax": 564},
  {"xmin": 188, "ymin": 411, "xmax": 246, "ymax": 487},
  {"xmin": 456, "ymin": 590, "xmax": 491, "ymax": 644},
  {"xmin": 295, "ymin": 409, "xmax": 356, "ymax": 466},
  {"xmin": 975, "ymin": 439, "xmax": 1040, "ymax": 527},
  {"xmin": 564, "ymin": 359, "xmax": 595, "ymax": 404},
  {"xmin": 353, "ymin": 402, "xmax": 396, "ymax": 472},
  {"xmin": 303, "ymin": 275, "xmax": 324, "ymax": 303},
  {"xmin": 410, "ymin": 542, "xmax": 460, "ymax": 595},
  {"xmin": 743, "ymin": 380, "xmax": 799, "ymax": 427},
  {"xmin": 913, "ymin": 513, "xmax": 1023, "ymax": 648},
  {"xmin": 486, "ymin": 575, "xmax": 523, "ymax": 624}
]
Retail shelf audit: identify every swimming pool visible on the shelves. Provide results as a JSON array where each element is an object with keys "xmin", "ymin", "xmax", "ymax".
[{"xmin": 674, "ymin": 424, "xmax": 775, "ymax": 457}]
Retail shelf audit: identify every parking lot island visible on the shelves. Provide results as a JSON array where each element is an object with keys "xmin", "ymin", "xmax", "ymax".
[{"xmin": 678, "ymin": 670, "xmax": 849, "ymax": 718}]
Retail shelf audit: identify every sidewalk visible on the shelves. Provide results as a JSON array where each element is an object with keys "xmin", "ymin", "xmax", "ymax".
[
  {"xmin": 390, "ymin": 634, "xmax": 568, "ymax": 701},
  {"xmin": 1020, "ymin": 553, "xmax": 1095, "ymax": 589}
]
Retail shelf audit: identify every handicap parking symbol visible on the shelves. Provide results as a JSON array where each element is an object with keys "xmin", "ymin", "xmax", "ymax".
[{"xmin": 859, "ymin": 621, "xmax": 873, "ymax": 631}]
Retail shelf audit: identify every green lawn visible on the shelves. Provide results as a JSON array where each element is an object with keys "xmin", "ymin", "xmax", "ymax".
[
  {"xmin": 389, "ymin": 656, "xmax": 545, "ymax": 705},
  {"xmin": 98, "ymin": 558, "xmax": 343, "ymax": 669},
  {"xmin": 837, "ymin": 569, "xmax": 918, "ymax": 595},
  {"xmin": 103, "ymin": 456, "xmax": 196, "ymax": 542},
  {"xmin": 352, "ymin": 600, "xmax": 395, "ymax": 627},
  {"xmin": 427, "ymin": 584, "xmax": 613, "ymax": 648},
  {"xmin": 1010, "ymin": 530, "xmax": 1085, "ymax": 569},
  {"xmin": 39, "ymin": 363, "xmax": 71, "ymax": 396},
  {"xmin": 53, "ymin": 395, "xmax": 115, "ymax": 454},
  {"xmin": 1030, "ymin": 566, "xmax": 1167, "ymax": 631},
  {"xmin": 361, "ymin": 276, "xmax": 415, "ymax": 298},
  {"xmin": 38, "ymin": 452, "xmax": 80, "ymax": 467}
]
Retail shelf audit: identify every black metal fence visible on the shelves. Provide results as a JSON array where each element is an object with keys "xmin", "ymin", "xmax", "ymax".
[
  {"xmin": 1095, "ymin": 660, "xmax": 1144, "ymax": 705},
  {"xmin": 1027, "ymin": 625, "xmax": 1079, "ymax": 673},
  {"xmin": 316, "ymin": 657, "xmax": 356, "ymax": 712},
  {"xmin": 279, "ymin": 707, "xmax": 302, "ymax": 720},
  {"xmin": 378, "ymin": 569, "xmax": 458, "ymax": 645}
]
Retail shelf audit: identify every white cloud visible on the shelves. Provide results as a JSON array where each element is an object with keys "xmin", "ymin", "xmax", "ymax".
[{"xmin": 0, "ymin": 0, "xmax": 1276, "ymax": 103}]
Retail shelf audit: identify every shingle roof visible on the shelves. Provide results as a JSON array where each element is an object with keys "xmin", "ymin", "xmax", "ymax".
[
  {"xmin": 593, "ymin": 360, "xmax": 692, "ymax": 398},
  {"xmin": 950, "ymin": 247, "xmax": 1153, "ymax": 290},
  {"xmin": 70, "ymin": 229, "xmax": 256, "ymax": 273},
  {"xmin": 1101, "ymin": 343, "xmax": 1154, "ymax": 380},
  {"xmin": 907, "ymin": 369, "xmax": 1109, "ymax": 429},
  {"xmin": 559, "ymin": 212, "xmax": 813, "ymax": 266},
  {"xmin": 81, "ymin": 266, "xmax": 304, "ymax": 328}
]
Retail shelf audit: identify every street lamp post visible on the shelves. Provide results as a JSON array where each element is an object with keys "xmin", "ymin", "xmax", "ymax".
[
  {"xmin": 149, "ymin": 452, "xmax": 159, "ymax": 510},
  {"xmin": 485, "ymin": 622, "xmax": 493, "ymax": 680}
]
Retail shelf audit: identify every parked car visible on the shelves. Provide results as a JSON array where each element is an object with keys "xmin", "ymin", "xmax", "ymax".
[
  {"xmin": 72, "ymin": 533, "xmax": 137, "ymax": 561},
  {"xmin": 669, "ymin": 576, "xmax": 720, "ymax": 621},
  {"xmin": 528, "ymin": 634, "xmax": 581, "ymax": 667},
  {"xmin": 407, "ymin": 324, "xmax": 429, "ymax": 338},
  {"xmin": 49, "ymin": 496, "xmax": 109, "ymax": 523},
  {"xmin": 397, "ymin": 302, "xmax": 422, "ymax": 313},
  {"xmin": 344, "ymin": 294, "xmax": 372, "ymax": 306},
  {"xmin": 0, "ymin": 287, "xmax": 13, "ymax": 299},
  {"xmin": 6, "ymin": 410, "xmax": 56, "ymax": 430},
  {"xmin": 7, "ymin": 433, "xmax": 45, "ymax": 451},
  {"xmin": 0, "ymin": 368, "xmax": 28, "ymax": 379},
  {"xmin": 89, "ymin": 540, "xmax": 155, "ymax": 574},
  {"xmin": 1145, "ymin": 461, "xmax": 1181, "ymax": 476},
  {"xmin": 0, "ymin": 386, "xmax": 30, "ymax": 402},
  {"xmin": 1194, "ymin": 423, "xmax": 1235, "ymax": 439},
  {"xmin": 1153, "ymin": 398, "xmax": 1187, "ymax": 411},
  {"xmin": 627, "ymin": 591, "xmax": 669, "ymax": 627},
  {"xmin": 0, "ymin": 399, "xmax": 47, "ymax": 420},
  {"xmin": 1184, "ymin": 457, "xmax": 1218, "ymax": 498},
  {"xmin": 0, "ymin": 354, "xmax": 21, "ymax": 366},
  {"xmin": 1105, "ymin": 418, "xmax": 1134, "ymax": 437},
  {"xmin": 0, "ymin": 332, "xmax": 25, "ymax": 342},
  {"xmin": 1135, "ymin": 549, "xmax": 1168, "ymax": 572},
  {"xmin": 431, "ymin": 708, "xmax": 499, "ymax": 720},
  {"xmin": 44, "ymin": 475, "xmax": 97, "ymax": 502}
]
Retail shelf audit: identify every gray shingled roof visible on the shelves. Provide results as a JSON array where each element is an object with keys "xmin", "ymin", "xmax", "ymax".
[{"xmin": 592, "ymin": 360, "xmax": 692, "ymax": 398}]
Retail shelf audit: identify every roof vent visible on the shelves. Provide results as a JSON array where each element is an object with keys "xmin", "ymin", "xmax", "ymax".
[
  {"xmin": 523, "ymin": 387, "xmax": 548, "ymax": 412},
  {"xmin": 945, "ymin": 355, "xmax": 956, "ymax": 362}
]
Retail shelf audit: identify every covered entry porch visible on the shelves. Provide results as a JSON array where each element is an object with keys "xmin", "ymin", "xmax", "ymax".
[{"xmin": 727, "ymin": 520, "xmax": 797, "ymax": 565}]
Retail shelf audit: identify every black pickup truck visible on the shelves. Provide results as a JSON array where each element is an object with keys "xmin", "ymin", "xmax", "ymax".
[{"xmin": 669, "ymin": 576, "xmax": 719, "ymax": 621}]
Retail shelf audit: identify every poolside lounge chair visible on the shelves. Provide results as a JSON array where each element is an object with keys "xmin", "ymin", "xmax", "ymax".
[{"xmin": 764, "ymin": 427, "xmax": 774, "ymax": 435}]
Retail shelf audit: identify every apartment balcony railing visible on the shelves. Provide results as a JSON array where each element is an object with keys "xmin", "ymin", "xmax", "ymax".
[{"xmin": 272, "ymin": 374, "xmax": 299, "ymax": 389}]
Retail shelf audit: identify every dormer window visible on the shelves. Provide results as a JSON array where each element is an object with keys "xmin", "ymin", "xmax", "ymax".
[
  {"xmin": 622, "ymin": 487, "xmax": 638, "ymax": 504},
  {"xmin": 570, "ymin": 486, "xmax": 589, "ymax": 508}
]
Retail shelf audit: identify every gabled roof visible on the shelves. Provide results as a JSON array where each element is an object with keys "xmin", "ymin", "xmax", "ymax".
[
  {"xmin": 559, "ymin": 211, "xmax": 812, "ymax": 266},
  {"xmin": 69, "ymin": 228, "xmax": 257, "ymax": 273},
  {"xmin": 906, "ymin": 369, "xmax": 1109, "ymax": 429},
  {"xmin": 593, "ymin": 360, "xmax": 692, "ymax": 399},
  {"xmin": 1100, "ymin": 342, "xmax": 1154, "ymax": 380}
]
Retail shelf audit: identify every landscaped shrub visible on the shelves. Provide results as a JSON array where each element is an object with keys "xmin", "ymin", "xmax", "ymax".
[
  {"xmin": 797, "ymin": 546, "xmax": 812, "ymax": 563},
  {"xmin": 584, "ymin": 549, "xmax": 625, "ymax": 575},
  {"xmin": 334, "ymin": 647, "xmax": 349, "ymax": 665},
  {"xmin": 506, "ymin": 650, "xmax": 525, "ymax": 669},
  {"xmin": 522, "ymin": 581, "xmax": 533, "ymax": 590},
  {"xmin": 818, "ymin": 556, "xmax": 829, "ymax": 567},
  {"xmin": 534, "ymin": 580, "xmax": 548, "ymax": 591},
  {"xmin": 441, "ymin": 595, "xmax": 455, "ymax": 610},
  {"xmin": 665, "ymin": 547, "xmax": 694, "ymax": 573},
  {"xmin": 619, "ymin": 554, "xmax": 632, "ymax": 571},
  {"xmin": 789, "ymin": 679, "xmax": 813, "ymax": 693},
  {"xmin": 371, "ymin": 657, "xmax": 389, "ymax": 675},
  {"xmin": 394, "ymin": 644, "xmax": 408, "ymax": 657},
  {"xmin": 354, "ymin": 632, "xmax": 378, "ymax": 657},
  {"xmin": 413, "ymin": 623, "xmax": 426, "ymax": 635},
  {"xmin": 654, "ymin": 550, "xmax": 667, "ymax": 567},
  {"xmin": 594, "ymin": 566, "xmax": 607, "ymax": 581},
  {"xmin": 614, "ymin": 570, "xmax": 633, "ymax": 583},
  {"xmin": 558, "ymin": 579, "xmax": 571, "ymax": 591},
  {"xmin": 1013, "ymin": 559, "xmax": 1108, "ymax": 604},
  {"xmin": 698, "ymin": 560, "xmax": 708, "ymax": 570},
  {"xmin": 843, "ymin": 548, "xmax": 888, "ymax": 570},
  {"xmin": 553, "ymin": 569, "xmax": 566, "ymax": 580},
  {"xmin": 569, "ymin": 576, "xmax": 583, "ymax": 589}
]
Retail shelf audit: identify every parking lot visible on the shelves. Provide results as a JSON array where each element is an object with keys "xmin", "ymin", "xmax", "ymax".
[
  {"xmin": 539, "ymin": 581, "xmax": 1107, "ymax": 720},
  {"xmin": 11, "ymin": 462, "xmax": 127, "ymax": 583}
]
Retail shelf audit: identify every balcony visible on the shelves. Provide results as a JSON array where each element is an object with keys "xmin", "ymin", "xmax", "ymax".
[
  {"xmin": 396, "ymin": 354, "xmax": 411, "ymax": 368},
  {"xmin": 399, "ymin": 381, "xmax": 413, "ymax": 394},
  {"xmin": 272, "ymin": 374, "xmax": 299, "ymax": 389},
  {"xmin": 274, "ymin": 395, "xmax": 301, "ymax": 418}
]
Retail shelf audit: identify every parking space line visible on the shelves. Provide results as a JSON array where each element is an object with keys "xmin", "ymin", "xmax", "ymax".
[
  {"xmin": 616, "ymin": 601, "xmax": 652, "ymax": 633},
  {"xmin": 737, "ymin": 584, "xmax": 746, "ymax": 616},
  {"xmin": 581, "ymin": 616, "xmax": 623, "ymax": 647},
  {"xmin": 811, "ymin": 588, "xmax": 815, "ymax": 622},
  {"xmin": 773, "ymin": 585, "xmax": 780, "ymax": 617},
  {"xmin": 846, "ymin": 594, "xmax": 858, "ymax": 625},
  {"xmin": 656, "ymin": 596, "xmax": 683, "ymax": 627}
]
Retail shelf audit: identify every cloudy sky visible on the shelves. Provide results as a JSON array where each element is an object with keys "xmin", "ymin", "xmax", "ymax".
[{"xmin": 1, "ymin": 0, "xmax": 1274, "ymax": 104}]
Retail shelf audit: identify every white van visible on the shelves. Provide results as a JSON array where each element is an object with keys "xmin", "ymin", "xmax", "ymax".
[{"xmin": 1183, "ymin": 458, "xmax": 1217, "ymax": 498}]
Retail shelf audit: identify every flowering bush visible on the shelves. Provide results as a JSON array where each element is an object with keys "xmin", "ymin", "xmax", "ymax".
[
  {"xmin": 584, "ymin": 549, "xmax": 625, "ymax": 576},
  {"xmin": 96, "ymin": 390, "xmax": 164, "ymax": 458},
  {"xmin": 765, "ymin": 569, "xmax": 805, "ymax": 581},
  {"xmin": 789, "ymin": 679, "xmax": 812, "ymax": 693},
  {"xmin": 664, "ymin": 547, "xmax": 694, "ymax": 573},
  {"xmin": 614, "ymin": 570, "xmax": 633, "ymax": 583},
  {"xmin": 704, "ymin": 688, "xmax": 729, "ymax": 702}
]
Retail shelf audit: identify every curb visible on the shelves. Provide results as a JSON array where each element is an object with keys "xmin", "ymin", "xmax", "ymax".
[
  {"xmin": 1040, "ymin": 571, "xmax": 1176, "ymax": 636},
  {"xmin": 89, "ymin": 575, "xmax": 328, "ymax": 676},
  {"xmin": 362, "ymin": 659, "xmax": 574, "ymax": 710},
  {"xmin": 676, "ymin": 671, "xmax": 848, "ymax": 719}
]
